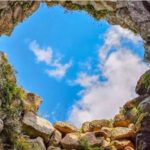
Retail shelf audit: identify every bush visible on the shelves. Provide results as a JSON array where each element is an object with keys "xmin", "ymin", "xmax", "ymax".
[{"xmin": 80, "ymin": 138, "xmax": 104, "ymax": 150}]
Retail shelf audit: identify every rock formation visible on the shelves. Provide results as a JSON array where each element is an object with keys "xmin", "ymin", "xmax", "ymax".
[
  {"xmin": 0, "ymin": 52, "xmax": 149, "ymax": 150},
  {"xmin": 0, "ymin": 1, "xmax": 150, "ymax": 150},
  {"xmin": 0, "ymin": 1, "xmax": 150, "ymax": 61}
]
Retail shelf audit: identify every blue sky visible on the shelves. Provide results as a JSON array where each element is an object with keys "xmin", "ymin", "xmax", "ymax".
[{"xmin": 0, "ymin": 4, "xmax": 148, "ymax": 126}]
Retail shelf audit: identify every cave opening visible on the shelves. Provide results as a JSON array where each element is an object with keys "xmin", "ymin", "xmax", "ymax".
[{"xmin": 0, "ymin": 2, "xmax": 148, "ymax": 127}]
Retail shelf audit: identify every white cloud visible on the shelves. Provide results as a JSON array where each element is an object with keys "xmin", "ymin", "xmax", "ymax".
[
  {"xmin": 47, "ymin": 60, "xmax": 72, "ymax": 79},
  {"xmin": 30, "ymin": 40, "xmax": 53, "ymax": 65},
  {"xmin": 68, "ymin": 25, "xmax": 148, "ymax": 127},
  {"xmin": 99, "ymin": 25, "xmax": 142, "ymax": 62},
  {"xmin": 71, "ymin": 72, "xmax": 99, "ymax": 88},
  {"xmin": 30, "ymin": 41, "xmax": 72, "ymax": 79}
]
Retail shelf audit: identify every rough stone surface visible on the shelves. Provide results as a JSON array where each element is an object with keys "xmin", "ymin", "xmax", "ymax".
[
  {"xmin": 22, "ymin": 111, "xmax": 54, "ymax": 143},
  {"xmin": 136, "ymin": 131, "xmax": 150, "ymax": 150},
  {"xmin": 111, "ymin": 127, "xmax": 135, "ymax": 140},
  {"xmin": 136, "ymin": 70, "xmax": 150, "ymax": 95},
  {"xmin": 113, "ymin": 114, "xmax": 130, "ymax": 127},
  {"xmin": 48, "ymin": 130, "xmax": 62, "ymax": 147},
  {"xmin": 27, "ymin": 137, "xmax": 46, "ymax": 150},
  {"xmin": 61, "ymin": 132, "xmax": 80, "ymax": 150},
  {"xmin": 0, "ymin": 119, "xmax": 3, "ymax": 133},
  {"xmin": 23, "ymin": 92, "xmax": 42, "ymax": 112},
  {"xmin": 47, "ymin": 146, "xmax": 61, "ymax": 150},
  {"xmin": 139, "ymin": 96, "xmax": 150, "ymax": 113},
  {"xmin": 81, "ymin": 132, "xmax": 103, "ymax": 147},
  {"xmin": 111, "ymin": 140, "xmax": 134, "ymax": 150},
  {"xmin": 89, "ymin": 119, "xmax": 110, "ymax": 131},
  {"xmin": 54, "ymin": 121, "xmax": 78, "ymax": 134},
  {"xmin": 82, "ymin": 121, "xmax": 90, "ymax": 133}
]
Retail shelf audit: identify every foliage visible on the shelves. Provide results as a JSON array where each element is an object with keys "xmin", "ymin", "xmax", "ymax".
[
  {"xmin": 11, "ymin": 133, "xmax": 30, "ymax": 150},
  {"xmin": 142, "ymin": 71, "xmax": 150, "ymax": 90},
  {"xmin": 80, "ymin": 138, "xmax": 104, "ymax": 150},
  {"xmin": 0, "ymin": 54, "xmax": 25, "ymax": 149}
]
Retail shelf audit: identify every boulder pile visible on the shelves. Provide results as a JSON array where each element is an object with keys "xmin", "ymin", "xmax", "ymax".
[{"xmin": 0, "ymin": 52, "xmax": 149, "ymax": 150}]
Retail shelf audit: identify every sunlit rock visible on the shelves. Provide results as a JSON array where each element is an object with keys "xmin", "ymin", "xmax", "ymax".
[
  {"xmin": 89, "ymin": 119, "xmax": 110, "ymax": 131},
  {"xmin": 111, "ymin": 127, "xmax": 135, "ymax": 140},
  {"xmin": 22, "ymin": 111, "xmax": 54, "ymax": 143},
  {"xmin": 54, "ymin": 121, "xmax": 78, "ymax": 134},
  {"xmin": 61, "ymin": 132, "xmax": 80, "ymax": 150}
]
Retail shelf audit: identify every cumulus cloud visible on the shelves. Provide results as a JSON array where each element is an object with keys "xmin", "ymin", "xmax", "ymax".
[
  {"xmin": 47, "ymin": 60, "xmax": 72, "ymax": 79},
  {"xmin": 70, "ymin": 72, "xmax": 99, "ymax": 88},
  {"xmin": 68, "ymin": 25, "xmax": 148, "ymax": 127},
  {"xmin": 30, "ymin": 40, "xmax": 53, "ymax": 65},
  {"xmin": 99, "ymin": 25, "xmax": 142, "ymax": 62},
  {"xmin": 30, "ymin": 41, "xmax": 72, "ymax": 79}
]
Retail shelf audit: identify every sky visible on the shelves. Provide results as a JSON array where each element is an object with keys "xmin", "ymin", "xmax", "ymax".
[{"xmin": 0, "ymin": 3, "xmax": 149, "ymax": 126}]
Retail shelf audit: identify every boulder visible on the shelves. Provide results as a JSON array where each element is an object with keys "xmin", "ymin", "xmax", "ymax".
[
  {"xmin": 23, "ymin": 93, "xmax": 42, "ymax": 112},
  {"xmin": 61, "ymin": 132, "xmax": 80, "ymax": 149},
  {"xmin": 111, "ymin": 140, "xmax": 134, "ymax": 150},
  {"xmin": 139, "ymin": 96, "xmax": 150, "ymax": 113},
  {"xmin": 82, "ymin": 121, "xmax": 90, "ymax": 133},
  {"xmin": 136, "ymin": 70, "xmax": 150, "ymax": 95},
  {"xmin": 89, "ymin": 119, "xmax": 110, "ymax": 131},
  {"xmin": 124, "ymin": 107, "xmax": 139, "ymax": 124},
  {"xmin": 48, "ymin": 130, "xmax": 62, "ymax": 146},
  {"xmin": 47, "ymin": 146, "xmax": 61, "ymax": 150},
  {"xmin": 22, "ymin": 111, "xmax": 54, "ymax": 143},
  {"xmin": 111, "ymin": 127, "xmax": 135, "ymax": 140},
  {"xmin": 124, "ymin": 146, "xmax": 134, "ymax": 150},
  {"xmin": 136, "ymin": 131, "xmax": 150, "ymax": 150},
  {"xmin": 101, "ymin": 127, "xmax": 112, "ymax": 138},
  {"xmin": 0, "ymin": 119, "xmax": 3, "ymax": 133},
  {"xmin": 13, "ymin": 5, "xmax": 23, "ymax": 22},
  {"xmin": 80, "ymin": 132, "xmax": 103, "ymax": 147},
  {"xmin": 54, "ymin": 121, "xmax": 78, "ymax": 134},
  {"xmin": 27, "ymin": 137, "xmax": 46, "ymax": 150},
  {"xmin": 113, "ymin": 114, "xmax": 130, "ymax": 127},
  {"xmin": 123, "ymin": 95, "xmax": 149, "ymax": 110}
]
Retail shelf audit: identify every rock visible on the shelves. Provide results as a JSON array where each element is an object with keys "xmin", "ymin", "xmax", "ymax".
[
  {"xmin": 113, "ymin": 114, "xmax": 130, "ymax": 127},
  {"xmin": 54, "ymin": 121, "xmax": 78, "ymax": 134},
  {"xmin": 89, "ymin": 119, "xmax": 110, "ymax": 131},
  {"xmin": 61, "ymin": 132, "xmax": 80, "ymax": 149},
  {"xmin": 0, "ymin": 1, "xmax": 8, "ymax": 10},
  {"xmin": 23, "ymin": 93, "xmax": 42, "ymax": 112},
  {"xmin": 102, "ymin": 139, "xmax": 110, "ymax": 147},
  {"xmin": 111, "ymin": 127, "xmax": 135, "ymax": 140},
  {"xmin": 123, "ymin": 95, "xmax": 149, "ymax": 110},
  {"xmin": 136, "ymin": 70, "xmax": 150, "ymax": 95},
  {"xmin": 139, "ymin": 96, "xmax": 150, "ymax": 113},
  {"xmin": 27, "ymin": 137, "xmax": 46, "ymax": 150},
  {"xmin": 101, "ymin": 127, "xmax": 112, "ymax": 138},
  {"xmin": 111, "ymin": 140, "xmax": 134, "ymax": 150},
  {"xmin": 124, "ymin": 146, "xmax": 134, "ymax": 150},
  {"xmin": 136, "ymin": 131, "xmax": 150, "ymax": 150},
  {"xmin": 47, "ymin": 146, "xmax": 61, "ymax": 150},
  {"xmin": 0, "ymin": 119, "xmax": 3, "ymax": 133},
  {"xmin": 82, "ymin": 121, "xmax": 90, "ymax": 133},
  {"xmin": 48, "ymin": 130, "xmax": 62, "ymax": 146},
  {"xmin": 22, "ymin": 111, "xmax": 54, "ymax": 143},
  {"xmin": 125, "ymin": 107, "xmax": 139, "ymax": 123},
  {"xmin": 80, "ymin": 132, "xmax": 103, "ymax": 147},
  {"xmin": 13, "ymin": 5, "xmax": 23, "ymax": 22}
]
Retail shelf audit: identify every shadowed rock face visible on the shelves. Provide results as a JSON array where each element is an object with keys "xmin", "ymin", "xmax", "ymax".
[{"xmin": 0, "ymin": 1, "xmax": 150, "ymax": 61}]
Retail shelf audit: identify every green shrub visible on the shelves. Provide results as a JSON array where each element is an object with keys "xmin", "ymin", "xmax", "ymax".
[{"xmin": 80, "ymin": 138, "xmax": 104, "ymax": 150}]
